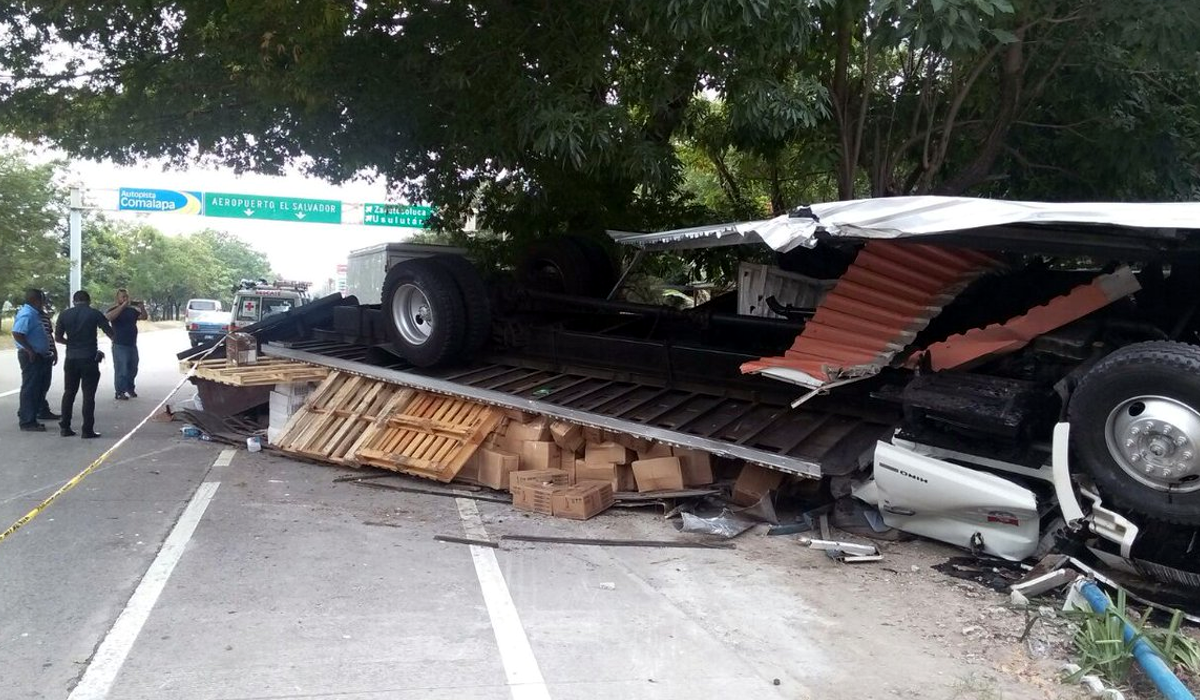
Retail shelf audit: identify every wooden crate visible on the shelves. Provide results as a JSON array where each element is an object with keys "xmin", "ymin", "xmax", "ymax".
[
  {"xmin": 274, "ymin": 373, "xmax": 416, "ymax": 464},
  {"xmin": 182, "ymin": 357, "xmax": 330, "ymax": 387},
  {"xmin": 354, "ymin": 391, "xmax": 504, "ymax": 482}
]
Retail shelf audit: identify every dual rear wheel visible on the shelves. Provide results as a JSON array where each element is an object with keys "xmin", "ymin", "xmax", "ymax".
[{"xmin": 381, "ymin": 255, "xmax": 491, "ymax": 368}]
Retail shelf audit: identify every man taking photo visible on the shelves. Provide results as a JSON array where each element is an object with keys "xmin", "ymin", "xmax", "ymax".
[{"xmin": 105, "ymin": 288, "xmax": 147, "ymax": 400}]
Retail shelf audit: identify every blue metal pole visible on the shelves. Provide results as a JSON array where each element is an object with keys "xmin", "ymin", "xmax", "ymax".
[{"xmin": 1078, "ymin": 581, "xmax": 1196, "ymax": 700}]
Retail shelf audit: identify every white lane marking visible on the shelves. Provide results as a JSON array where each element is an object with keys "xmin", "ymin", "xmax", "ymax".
[
  {"xmin": 213, "ymin": 448, "xmax": 235, "ymax": 468},
  {"xmin": 0, "ymin": 388, "xmax": 18, "ymax": 398},
  {"xmin": 455, "ymin": 498, "xmax": 551, "ymax": 700},
  {"xmin": 68, "ymin": 480, "xmax": 221, "ymax": 700}
]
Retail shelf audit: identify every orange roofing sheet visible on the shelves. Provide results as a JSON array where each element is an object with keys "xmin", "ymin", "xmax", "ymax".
[
  {"xmin": 742, "ymin": 241, "xmax": 999, "ymax": 385},
  {"xmin": 908, "ymin": 267, "xmax": 1140, "ymax": 371}
]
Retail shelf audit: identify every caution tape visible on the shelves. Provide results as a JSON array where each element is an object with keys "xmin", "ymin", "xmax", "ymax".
[{"xmin": 0, "ymin": 337, "xmax": 230, "ymax": 545}]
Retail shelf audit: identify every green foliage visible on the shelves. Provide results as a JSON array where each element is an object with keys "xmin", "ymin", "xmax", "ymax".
[
  {"xmin": 81, "ymin": 219, "xmax": 274, "ymax": 319},
  {"xmin": 4, "ymin": 0, "xmax": 1200, "ymax": 291},
  {"xmin": 0, "ymin": 147, "xmax": 68, "ymax": 304},
  {"xmin": 1064, "ymin": 588, "xmax": 1200, "ymax": 687}
]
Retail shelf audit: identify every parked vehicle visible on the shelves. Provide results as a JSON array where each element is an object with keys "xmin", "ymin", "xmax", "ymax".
[
  {"xmin": 185, "ymin": 298, "xmax": 223, "ymax": 325},
  {"xmin": 187, "ymin": 309, "xmax": 232, "ymax": 347},
  {"xmin": 230, "ymin": 280, "xmax": 312, "ymax": 332}
]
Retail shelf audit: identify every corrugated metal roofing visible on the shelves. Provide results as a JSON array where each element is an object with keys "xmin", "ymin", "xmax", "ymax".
[
  {"xmin": 908, "ymin": 267, "xmax": 1140, "ymax": 371},
  {"xmin": 741, "ymin": 241, "xmax": 999, "ymax": 388}
]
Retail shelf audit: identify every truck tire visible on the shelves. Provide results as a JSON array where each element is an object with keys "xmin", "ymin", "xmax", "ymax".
[
  {"xmin": 517, "ymin": 236, "xmax": 599, "ymax": 297},
  {"xmin": 565, "ymin": 234, "xmax": 619, "ymax": 297},
  {"xmin": 381, "ymin": 259, "xmax": 466, "ymax": 367},
  {"xmin": 1068, "ymin": 341, "xmax": 1200, "ymax": 525},
  {"xmin": 430, "ymin": 255, "xmax": 492, "ymax": 361}
]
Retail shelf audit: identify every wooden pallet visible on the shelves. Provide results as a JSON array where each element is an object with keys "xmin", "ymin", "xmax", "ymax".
[
  {"xmin": 355, "ymin": 391, "xmax": 504, "ymax": 482},
  {"xmin": 274, "ymin": 373, "xmax": 416, "ymax": 464},
  {"xmin": 183, "ymin": 357, "xmax": 330, "ymax": 386}
]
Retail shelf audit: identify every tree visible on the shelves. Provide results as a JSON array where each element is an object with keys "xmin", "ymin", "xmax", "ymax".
[
  {"xmin": 191, "ymin": 229, "xmax": 273, "ymax": 295},
  {"xmin": 0, "ymin": 1, "xmax": 825, "ymax": 241},
  {"xmin": 80, "ymin": 219, "xmax": 274, "ymax": 319},
  {"xmin": 803, "ymin": 0, "xmax": 1200, "ymax": 199},
  {"xmin": 4, "ymin": 0, "xmax": 1200, "ymax": 265},
  {"xmin": 0, "ymin": 148, "xmax": 67, "ymax": 304}
]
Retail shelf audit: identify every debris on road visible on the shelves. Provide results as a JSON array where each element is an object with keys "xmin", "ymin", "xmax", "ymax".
[
  {"xmin": 433, "ymin": 535, "xmax": 500, "ymax": 549},
  {"xmin": 498, "ymin": 534, "xmax": 736, "ymax": 550},
  {"xmin": 679, "ymin": 509, "xmax": 757, "ymax": 539}
]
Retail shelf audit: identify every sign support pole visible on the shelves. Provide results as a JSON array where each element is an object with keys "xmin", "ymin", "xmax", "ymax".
[{"xmin": 69, "ymin": 185, "xmax": 83, "ymax": 296}]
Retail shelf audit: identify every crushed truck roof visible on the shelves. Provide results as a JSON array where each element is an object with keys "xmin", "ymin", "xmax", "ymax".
[{"xmin": 608, "ymin": 196, "xmax": 1200, "ymax": 257}]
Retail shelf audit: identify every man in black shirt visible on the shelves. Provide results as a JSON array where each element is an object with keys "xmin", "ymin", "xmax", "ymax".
[
  {"xmin": 37, "ymin": 292, "xmax": 60, "ymax": 420},
  {"xmin": 105, "ymin": 288, "xmax": 147, "ymax": 400},
  {"xmin": 54, "ymin": 290, "xmax": 114, "ymax": 439}
]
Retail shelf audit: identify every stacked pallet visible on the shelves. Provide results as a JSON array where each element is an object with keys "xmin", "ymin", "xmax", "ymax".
[
  {"xmin": 182, "ymin": 357, "xmax": 330, "ymax": 386},
  {"xmin": 273, "ymin": 371, "xmax": 502, "ymax": 482},
  {"xmin": 273, "ymin": 371, "xmax": 782, "ymax": 521}
]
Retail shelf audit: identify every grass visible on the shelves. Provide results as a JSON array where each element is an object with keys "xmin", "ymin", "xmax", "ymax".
[
  {"xmin": 949, "ymin": 673, "xmax": 1003, "ymax": 700},
  {"xmin": 1064, "ymin": 588, "xmax": 1200, "ymax": 688}
]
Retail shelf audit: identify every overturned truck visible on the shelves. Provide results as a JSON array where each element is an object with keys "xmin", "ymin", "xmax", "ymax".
[{"xmin": 269, "ymin": 196, "xmax": 1200, "ymax": 587}]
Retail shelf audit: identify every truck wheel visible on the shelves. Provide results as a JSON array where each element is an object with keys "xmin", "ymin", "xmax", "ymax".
[
  {"xmin": 382, "ymin": 259, "xmax": 466, "ymax": 367},
  {"xmin": 565, "ymin": 234, "xmax": 619, "ymax": 297},
  {"xmin": 430, "ymin": 255, "xmax": 492, "ymax": 361},
  {"xmin": 518, "ymin": 236, "xmax": 599, "ymax": 297},
  {"xmin": 1068, "ymin": 341, "xmax": 1200, "ymax": 525}
]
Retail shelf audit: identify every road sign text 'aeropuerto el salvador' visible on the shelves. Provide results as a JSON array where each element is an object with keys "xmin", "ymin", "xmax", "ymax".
[{"xmin": 203, "ymin": 192, "xmax": 342, "ymax": 224}]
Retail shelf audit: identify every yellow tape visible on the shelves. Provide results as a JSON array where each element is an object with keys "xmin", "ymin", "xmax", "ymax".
[{"xmin": 0, "ymin": 337, "xmax": 229, "ymax": 545}]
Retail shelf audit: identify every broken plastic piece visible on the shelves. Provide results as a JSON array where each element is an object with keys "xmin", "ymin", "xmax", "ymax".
[
  {"xmin": 680, "ymin": 510, "xmax": 757, "ymax": 539},
  {"xmin": 800, "ymin": 537, "xmax": 879, "ymax": 557}
]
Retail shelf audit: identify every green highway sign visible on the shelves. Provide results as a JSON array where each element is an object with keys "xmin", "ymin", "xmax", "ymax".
[
  {"xmin": 363, "ymin": 203, "xmax": 433, "ymax": 228},
  {"xmin": 204, "ymin": 192, "xmax": 342, "ymax": 224}
]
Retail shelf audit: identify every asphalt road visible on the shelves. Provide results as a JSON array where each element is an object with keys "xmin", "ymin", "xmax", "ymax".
[{"xmin": 0, "ymin": 328, "xmax": 1075, "ymax": 700}]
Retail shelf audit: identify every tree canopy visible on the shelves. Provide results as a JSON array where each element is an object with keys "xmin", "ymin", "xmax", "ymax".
[
  {"xmin": 0, "ymin": 147, "xmax": 66, "ymax": 303},
  {"xmin": 3, "ymin": 0, "xmax": 1199, "ymax": 239},
  {"xmin": 82, "ymin": 221, "xmax": 274, "ymax": 318}
]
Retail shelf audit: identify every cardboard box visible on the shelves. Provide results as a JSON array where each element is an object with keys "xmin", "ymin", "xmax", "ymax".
[
  {"xmin": 504, "ymin": 408, "xmax": 534, "ymax": 423},
  {"xmin": 575, "ymin": 462, "xmax": 637, "ymax": 492},
  {"xmin": 549, "ymin": 421, "xmax": 584, "ymax": 452},
  {"xmin": 631, "ymin": 457, "xmax": 685, "ymax": 493},
  {"xmin": 509, "ymin": 469, "xmax": 570, "ymax": 493},
  {"xmin": 477, "ymin": 448, "xmax": 519, "ymax": 490},
  {"xmin": 582, "ymin": 426, "xmax": 607, "ymax": 444},
  {"xmin": 559, "ymin": 450, "xmax": 578, "ymax": 484},
  {"xmin": 674, "ymin": 448, "xmax": 714, "ymax": 486},
  {"xmin": 521, "ymin": 441, "xmax": 561, "ymax": 471},
  {"xmin": 455, "ymin": 451, "xmax": 482, "ymax": 484},
  {"xmin": 512, "ymin": 483, "xmax": 559, "ymax": 514},
  {"xmin": 732, "ymin": 463, "xmax": 785, "ymax": 506},
  {"xmin": 613, "ymin": 432, "xmax": 652, "ymax": 454},
  {"xmin": 637, "ymin": 442, "xmax": 673, "ymax": 461},
  {"xmin": 274, "ymin": 380, "xmax": 316, "ymax": 399},
  {"xmin": 551, "ymin": 481, "xmax": 614, "ymax": 520},
  {"xmin": 585, "ymin": 441, "xmax": 634, "ymax": 465},
  {"xmin": 506, "ymin": 418, "xmax": 550, "ymax": 443}
]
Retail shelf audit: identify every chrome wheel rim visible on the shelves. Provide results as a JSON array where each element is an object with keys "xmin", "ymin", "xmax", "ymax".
[
  {"xmin": 391, "ymin": 284, "xmax": 433, "ymax": 346},
  {"xmin": 1105, "ymin": 395, "xmax": 1200, "ymax": 493}
]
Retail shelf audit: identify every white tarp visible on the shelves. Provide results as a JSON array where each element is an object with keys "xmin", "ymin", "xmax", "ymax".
[{"xmin": 608, "ymin": 196, "xmax": 1200, "ymax": 253}]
